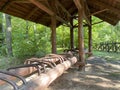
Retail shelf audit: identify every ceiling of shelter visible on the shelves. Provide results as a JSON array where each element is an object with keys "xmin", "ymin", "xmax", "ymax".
[{"xmin": 0, "ymin": 0, "xmax": 120, "ymax": 27}]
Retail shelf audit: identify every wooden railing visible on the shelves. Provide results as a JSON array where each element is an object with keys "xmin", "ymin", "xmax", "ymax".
[{"xmin": 95, "ymin": 42, "xmax": 120, "ymax": 52}]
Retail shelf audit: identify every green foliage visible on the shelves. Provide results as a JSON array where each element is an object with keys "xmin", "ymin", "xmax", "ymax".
[
  {"xmin": 0, "ymin": 56, "xmax": 24, "ymax": 69},
  {"xmin": 57, "ymin": 26, "xmax": 70, "ymax": 49},
  {"xmin": 10, "ymin": 17, "xmax": 51, "ymax": 58},
  {"xmin": 0, "ymin": 13, "xmax": 120, "ymax": 59}
]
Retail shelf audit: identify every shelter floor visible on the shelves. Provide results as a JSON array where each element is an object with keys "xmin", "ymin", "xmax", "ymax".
[{"xmin": 47, "ymin": 56, "xmax": 120, "ymax": 90}]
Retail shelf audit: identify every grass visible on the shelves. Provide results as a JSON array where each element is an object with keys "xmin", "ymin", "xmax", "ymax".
[
  {"xmin": 93, "ymin": 50, "xmax": 120, "ymax": 61},
  {"xmin": 0, "ymin": 56, "xmax": 25, "ymax": 69}
]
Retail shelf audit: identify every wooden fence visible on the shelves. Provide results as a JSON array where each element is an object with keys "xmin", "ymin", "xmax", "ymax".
[{"xmin": 95, "ymin": 42, "xmax": 120, "ymax": 52}]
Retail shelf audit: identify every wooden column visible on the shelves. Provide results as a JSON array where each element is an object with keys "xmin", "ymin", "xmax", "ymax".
[
  {"xmin": 88, "ymin": 16, "xmax": 92, "ymax": 56},
  {"xmin": 70, "ymin": 18, "xmax": 74, "ymax": 49},
  {"xmin": 78, "ymin": 9, "xmax": 85, "ymax": 63},
  {"xmin": 51, "ymin": 15, "xmax": 57, "ymax": 53}
]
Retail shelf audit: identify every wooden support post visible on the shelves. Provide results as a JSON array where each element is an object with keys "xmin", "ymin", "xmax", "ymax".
[
  {"xmin": 70, "ymin": 18, "xmax": 74, "ymax": 49},
  {"xmin": 78, "ymin": 9, "xmax": 85, "ymax": 65},
  {"xmin": 73, "ymin": 0, "xmax": 85, "ymax": 70},
  {"xmin": 88, "ymin": 16, "xmax": 92, "ymax": 56},
  {"xmin": 51, "ymin": 16, "xmax": 57, "ymax": 54}
]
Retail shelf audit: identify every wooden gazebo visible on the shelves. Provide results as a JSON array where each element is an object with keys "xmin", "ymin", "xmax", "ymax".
[{"xmin": 0, "ymin": 0, "xmax": 120, "ymax": 65}]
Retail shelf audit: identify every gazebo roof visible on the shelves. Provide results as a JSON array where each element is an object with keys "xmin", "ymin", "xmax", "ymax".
[{"xmin": 0, "ymin": 0, "xmax": 120, "ymax": 26}]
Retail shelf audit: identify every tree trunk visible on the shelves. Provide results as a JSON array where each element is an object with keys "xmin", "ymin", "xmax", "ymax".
[
  {"xmin": 33, "ymin": 23, "xmax": 36, "ymax": 42},
  {"xmin": 5, "ymin": 14, "xmax": 13, "ymax": 56},
  {"xmin": 0, "ymin": 13, "xmax": 4, "ymax": 46},
  {"xmin": 26, "ymin": 21, "xmax": 29, "ymax": 39}
]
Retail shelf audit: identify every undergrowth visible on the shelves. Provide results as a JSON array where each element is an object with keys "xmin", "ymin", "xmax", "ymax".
[{"xmin": 93, "ymin": 50, "xmax": 120, "ymax": 61}]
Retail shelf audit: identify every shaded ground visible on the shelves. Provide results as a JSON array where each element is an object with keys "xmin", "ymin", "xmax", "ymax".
[{"xmin": 47, "ymin": 56, "xmax": 120, "ymax": 90}]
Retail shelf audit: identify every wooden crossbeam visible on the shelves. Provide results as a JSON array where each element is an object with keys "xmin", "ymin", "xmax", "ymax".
[
  {"xmin": 56, "ymin": 0, "xmax": 72, "ymax": 17},
  {"xmin": 92, "ymin": 20, "xmax": 104, "ymax": 25}
]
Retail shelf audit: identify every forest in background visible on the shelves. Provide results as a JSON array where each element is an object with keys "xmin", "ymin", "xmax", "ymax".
[{"xmin": 0, "ymin": 12, "xmax": 120, "ymax": 59}]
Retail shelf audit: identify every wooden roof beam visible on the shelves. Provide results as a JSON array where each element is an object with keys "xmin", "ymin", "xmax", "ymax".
[
  {"xmin": 29, "ymin": 0, "xmax": 54, "ymax": 16},
  {"xmin": 29, "ymin": 0, "xmax": 71, "ymax": 27},
  {"xmin": 73, "ymin": 0, "xmax": 90, "ymax": 26},
  {"xmin": 90, "ymin": 0, "xmax": 120, "ymax": 19},
  {"xmin": 95, "ymin": 14, "xmax": 118, "ymax": 25},
  {"xmin": 25, "ymin": 7, "xmax": 39, "ymax": 19},
  {"xmin": 88, "ymin": 9, "xmax": 109, "ymax": 17},
  {"xmin": 56, "ymin": 0, "xmax": 72, "ymax": 17},
  {"xmin": 10, "ymin": 0, "xmax": 30, "ymax": 3},
  {"xmin": 0, "ymin": 1, "xmax": 11, "ymax": 11},
  {"xmin": 72, "ymin": 8, "xmax": 108, "ymax": 19}
]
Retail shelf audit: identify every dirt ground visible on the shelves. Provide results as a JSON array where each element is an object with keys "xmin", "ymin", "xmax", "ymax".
[{"xmin": 47, "ymin": 56, "xmax": 120, "ymax": 90}]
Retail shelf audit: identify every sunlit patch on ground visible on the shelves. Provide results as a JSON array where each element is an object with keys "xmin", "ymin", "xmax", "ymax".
[{"xmin": 47, "ymin": 56, "xmax": 120, "ymax": 90}]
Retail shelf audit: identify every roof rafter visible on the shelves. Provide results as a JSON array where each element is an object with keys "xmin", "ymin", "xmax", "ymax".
[
  {"xmin": 95, "ymin": 14, "xmax": 118, "ymax": 25},
  {"xmin": 29, "ymin": 0, "xmax": 54, "ymax": 16},
  {"xmin": 88, "ymin": 9, "xmax": 109, "ymax": 17},
  {"xmin": 25, "ymin": 7, "xmax": 39, "ymax": 19},
  {"xmin": 56, "ymin": 0, "xmax": 72, "ymax": 17},
  {"xmin": 29, "ymin": 0, "xmax": 71, "ymax": 27},
  {"xmin": 9, "ymin": 0, "xmax": 30, "ymax": 3},
  {"xmin": 90, "ymin": 8, "xmax": 118, "ymax": 23},
  {"xmin": 0, "ymin": 1, "xmax": 11, "ymax": 11},
  {"xmin": 89, "ymin": 0, "xmax": 120, "ymax": 19}
]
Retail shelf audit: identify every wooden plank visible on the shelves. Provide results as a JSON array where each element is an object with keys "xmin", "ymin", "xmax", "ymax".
[{"xmin": 29, "ymin": 0, "xmax": 54, "ymax": 16}]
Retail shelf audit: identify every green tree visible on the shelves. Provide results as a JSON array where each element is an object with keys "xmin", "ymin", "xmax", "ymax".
[{"xmin": 5, "ymin": 14, "xmax": 13, "ymax": 56}]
